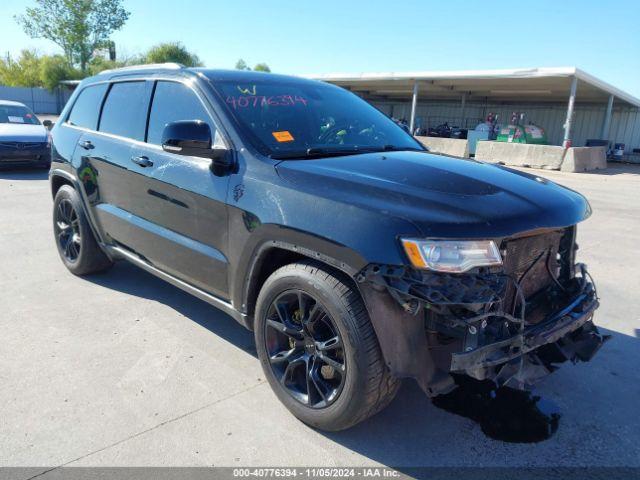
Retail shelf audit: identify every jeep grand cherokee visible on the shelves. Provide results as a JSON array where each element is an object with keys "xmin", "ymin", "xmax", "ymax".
[{"xmin": 49, "ymin": 64, "xmax": 606, "ymax": 431}]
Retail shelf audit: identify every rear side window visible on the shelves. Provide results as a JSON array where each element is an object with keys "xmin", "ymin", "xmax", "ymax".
[
  {"xmin": 147, "ymin": 81, "xmax": 213, "ymax": 145},
  {"xmin": 99, "ymin": 81, "xmax": 149, "ymax": 141},
  {"xmin": 67, "ymin": 84, "xmax": 108, "ymax": 130}
]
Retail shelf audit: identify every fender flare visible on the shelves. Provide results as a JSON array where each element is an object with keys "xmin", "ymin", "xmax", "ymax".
[
  {"xmin": 49, "ymin": 168, "xmax": 113, "ymax": 258},
  {"xmin": 233, "ymin": 226, "xmax": 368, "ymax": 320}
]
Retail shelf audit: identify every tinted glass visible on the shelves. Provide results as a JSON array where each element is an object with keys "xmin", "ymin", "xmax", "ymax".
[
  {"xmin": 0, "ymin": 104, "xmax": 40, "ymax": 125},
  {"xmin": 67, "ymin": 84, "xmax": 108, "ymax": 130},
  {"xmin": 147, "ymin": 81, "xmax": 212, "ymax": 145},
  {"xmin": 99, "ymin": 81, "xmax": 149, "ymax": 141},
  {"xmin": 213, "ymin": 79, "xmax": 423, "ymax": 157}
]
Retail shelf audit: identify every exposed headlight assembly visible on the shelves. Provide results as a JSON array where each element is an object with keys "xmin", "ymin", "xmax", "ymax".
[{"xmin": 401, "ymin": 238, "xmax": 502, "ymax": 273}]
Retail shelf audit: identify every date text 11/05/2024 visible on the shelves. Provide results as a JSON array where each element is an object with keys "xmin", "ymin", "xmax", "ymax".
[{"xmin": 232, "ymin": 468, "xmax": 400, "ymax": 478}]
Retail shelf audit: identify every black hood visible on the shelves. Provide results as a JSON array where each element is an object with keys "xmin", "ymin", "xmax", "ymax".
[{"xmin": 275, "ymin": 151, "xmax": 591, "ymax": 238}]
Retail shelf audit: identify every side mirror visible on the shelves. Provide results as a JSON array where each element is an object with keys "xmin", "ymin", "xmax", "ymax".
[
  {"xmin": 43, "ymin": 120, "xmax": 53, "ymax": 130},
  {"xmin": 161, "ymin": 120, "xmax": 233, "ymax": 176}
]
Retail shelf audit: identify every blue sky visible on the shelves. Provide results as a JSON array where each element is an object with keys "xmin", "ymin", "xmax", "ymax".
[{"xmin": 3, "ymin": 0, "xmax": 640, "ymax": 97}]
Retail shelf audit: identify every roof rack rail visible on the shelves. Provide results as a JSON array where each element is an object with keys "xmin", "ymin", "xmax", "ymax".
[{"xmin": 100, "ymin": 62, "xmax": 185, "ymax": 75}]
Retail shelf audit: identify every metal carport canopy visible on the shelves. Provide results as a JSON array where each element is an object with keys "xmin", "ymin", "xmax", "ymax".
[
  {"xmin": 307, "ymin": 67, "xmax": 640, "ymax": 144},
  {"xmin": 308, "ymin": 67, "xmax": 640, "ymax": 107}
]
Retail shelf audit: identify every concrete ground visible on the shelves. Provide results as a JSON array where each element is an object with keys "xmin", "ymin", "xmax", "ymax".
[{"xmin": 1, "ymin": 163, "xmax": 639, "ymax": 474}]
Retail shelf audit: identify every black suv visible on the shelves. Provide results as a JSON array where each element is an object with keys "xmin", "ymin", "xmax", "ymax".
[{"xmin": 50, "ymin": 64, "xmax": 606, "ymax": 431}]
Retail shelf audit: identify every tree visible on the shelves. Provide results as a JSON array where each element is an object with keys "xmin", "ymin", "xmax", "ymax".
[
  {"xmin": 86, "ymin": 55, "xmax": 127, "ymax": 76},
  {"xmin": 0, "ymin": 50, "xmax": 45, "ymax": 87},
  {"xmin": 235, "ymin": 59, "xmax": 250, "ymax": 71},
  {"xmin": 253, "ymin": 63, "xmax": 271, "ymax": 73},
  {"xmin": 0, "ymin": 50, "xmax": 80, "ymax": 91},
  {"xmin": 39, "ymin": 54, "xmax": 80, "ymax": 90},
  {"xmin": 144, "ymin": 42, "xmax": 203, "ymax": 67},
  {"xmin": 235, "ymin": 58, "xmax": 271, "ymax": 72},
  {"xmin": 15, "ymin": 0, "xmax": 130, "ymax": 72}
]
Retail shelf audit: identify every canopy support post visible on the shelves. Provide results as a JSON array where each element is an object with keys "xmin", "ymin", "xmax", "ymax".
[
  {"xmin": 460, "ymin": 92, "xmax": 467, "ymax": 129},
  {"xmin": 601, "ymin": 94, "xmax": 614, "ymax": 140},
  {"xmin": 409, "ymin": 81, "xmax": 419, "ymax": 134},
  {"xmin": 563, "ymin": 76, "xmax": 578, "ymax": 148}
]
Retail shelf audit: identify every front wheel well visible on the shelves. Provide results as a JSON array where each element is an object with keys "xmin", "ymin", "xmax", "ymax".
[
  {"xmin": 51, "ymin": 174, "xmax": 74, "ymax": 198},
  {"xmin": 244, "ymin": 247, "xmax": 359, "ymax": 325}
]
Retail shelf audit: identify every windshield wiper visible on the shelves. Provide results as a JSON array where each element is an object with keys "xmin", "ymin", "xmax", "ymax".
[
  {"xmin": 381, "ymin": 145, "xmax": 426, "ymax": 152},
  {"xmin": 270, "ymin": 145, "xmax": 427, "ymax": 160},
  {"xmin": 270, "ymin": 146, "xmax": 373, "ymax": 160}
]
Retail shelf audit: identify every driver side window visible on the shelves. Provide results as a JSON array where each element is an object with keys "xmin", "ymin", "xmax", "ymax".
[{"xmin": 147, "ymin": 81, "xmax": 218, "ymax": 146}]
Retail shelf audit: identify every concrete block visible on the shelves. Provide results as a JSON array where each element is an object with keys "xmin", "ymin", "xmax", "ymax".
[
  {"xmin": 475, "ymin": 141, "xmax": 565, "ymax": 169},
  {"xmin": 562, "ymin": 146, "xmax": 607, "ymax": 172},
  {"xmin": 415, "ymin": 136, "xmax": 469, "ymax": 158}
]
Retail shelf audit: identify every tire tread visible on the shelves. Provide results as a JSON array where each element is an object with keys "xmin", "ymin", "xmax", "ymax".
[{"xmin": 256, "ymin": 260, "xmax": 400, "ymax": 430}]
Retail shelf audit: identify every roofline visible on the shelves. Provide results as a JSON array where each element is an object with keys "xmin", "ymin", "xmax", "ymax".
[
  {"xmin": 306, "ymin": 66, "xmax": 640, "ymax": 108},
  {"xmin": 0, "ymin": 99, "xmax": 27, "ymax": 106},
  {"xmin": 573, "ymin": 68, "xmax": 640, "ymax": 109},
  {"xmin": 98, "ymin": 62, "xmax": 184, "ymax": 75},
  {"xmin": 307, "ymin": 66, "xmax": 576, "ymax": 82}
]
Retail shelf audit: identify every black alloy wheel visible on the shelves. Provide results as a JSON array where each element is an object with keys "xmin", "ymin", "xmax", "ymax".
[
  {"xmin": 52, "ymin": 185, "xmax": 113, "ymax": 275},
  {"xmin": 264, "ymin": 289, "xmax": 346, "ymax": 408},
  {"xmin": 54, "ymin": 198, "xmax": 81, "ymax": 262}
]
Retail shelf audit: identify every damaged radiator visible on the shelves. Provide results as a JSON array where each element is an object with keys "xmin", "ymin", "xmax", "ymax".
[{"xmin": 501, "ymin": 229, "xmax": 565, "ymax": 316}]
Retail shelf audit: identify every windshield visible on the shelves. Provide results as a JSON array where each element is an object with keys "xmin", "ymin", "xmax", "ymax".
[
  {"xmin": 0, "ymin": 105, "xmax": 40, "ymax": 125},
  {"xmin": 212, "ymin": 79, "xmax": 424, "ymax": 158}
]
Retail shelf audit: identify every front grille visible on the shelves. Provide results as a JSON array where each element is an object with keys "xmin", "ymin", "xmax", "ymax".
[
  {"xmin": 501, "ymin": 230, "xmax": 565, "ymax": 314},
  {"xmin": 0, "ymin": 141, "xmax": 45, "ymax": 149}
]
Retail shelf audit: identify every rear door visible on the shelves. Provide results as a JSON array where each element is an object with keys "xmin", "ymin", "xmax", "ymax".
[
  {"xmin": 76, "ymin": 80, "xmax": 154, "ymax": 248},
  {"xmin": 127, "ymin": 80, "xmax": 232, "ymax": 298}
]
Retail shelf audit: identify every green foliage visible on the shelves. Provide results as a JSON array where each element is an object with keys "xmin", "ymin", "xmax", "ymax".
[
  {"xmin": 0, "ymin": 49, "xmax": 80, "ymax": 91},
  {"xmin": 0, "ymin": 50, "xmax": 41, "ymax": 87},
  {"xmin": 236, "ymin": 59, "xmax": 271, "ymax": 72},
  {"xmin": 15, "ymin": 0, "xmax": 130, "ymax": 72},
  {"xmin": 39, "ymin": 54, "xmax": 81, "ymax": 90},
  {"xmin": 86, "ymin": 56, "xmax": 128, "ymax": 76},
  {"xmin": 0, "ymin": 42, "xmax": 205, "ymax": 90},
  {"xmin": 235, "ymin": 59, "xmax": 250, "ymax": 71},
  {"xmin": 253, "ymin": 63, "xmax": 271, "ymax": 73},
  {"xmin": 144, "ymin": 42, "xmax": 203, "ymax": 68}
]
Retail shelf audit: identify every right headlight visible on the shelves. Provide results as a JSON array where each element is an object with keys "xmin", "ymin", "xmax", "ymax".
[{"xmin": 400, "ymin": 238, "xmax": 503, "ymax": 273}]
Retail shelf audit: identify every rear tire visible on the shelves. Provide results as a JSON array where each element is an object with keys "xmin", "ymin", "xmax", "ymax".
[
  {"xmin": 255, "ymin": 260, "xmax": 400, "ymax": 431},
  {"xmin": 53, "ymin": 185, "xmax": 113, "ymax": 275}
]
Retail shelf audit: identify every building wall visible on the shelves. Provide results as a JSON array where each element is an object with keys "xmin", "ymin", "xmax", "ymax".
[
  {"xmin": 0, "ymin": 85, "xmax": 74, "ymax": 114},
  {"xmin": 372, "ymin": 99, "xmax": 640, "ymax": 152}
]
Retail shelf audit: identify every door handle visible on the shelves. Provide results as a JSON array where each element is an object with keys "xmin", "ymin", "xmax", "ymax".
[
  {"xmin": 78, "ymin": 140, "xmax": 94, "ymax": 150},
  {"xmin": 131, "ymin": 155, "xmax": 153, "ymax": 167}
]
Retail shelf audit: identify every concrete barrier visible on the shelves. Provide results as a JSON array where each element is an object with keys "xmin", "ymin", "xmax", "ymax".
[
  {"xmin": 561, "ymin": 146, "xmax": 607, "ymax": 172},
  {"xmin": 475, "ymin": 141, "xmax": 565, "ymax": 169},
  {"xmin": 474, "ymin": 141, "xmax": 607, "ymax": 172},
  {"xmin": 415, "ymin": 136, "xmax": 469, "ymax": 158}
]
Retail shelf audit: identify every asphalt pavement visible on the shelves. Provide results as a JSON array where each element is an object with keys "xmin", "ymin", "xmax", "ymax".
[{"xmin": 1, "ymin": 163, "xmax": 638, "ymax": 475}]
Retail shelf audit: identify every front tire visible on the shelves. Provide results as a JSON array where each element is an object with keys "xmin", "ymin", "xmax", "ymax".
[
  {"xmin": 255, "ymin": 261, "xmax": 400, "ymax": 431},
  {"xmin": 53, "ymin": 185, "xmax": 113, "ymax": 275}
]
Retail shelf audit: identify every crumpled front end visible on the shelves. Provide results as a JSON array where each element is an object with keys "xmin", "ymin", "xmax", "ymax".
[{"xmin": 357, "ymin": 226, "xmax": 609, "ymax": 396}]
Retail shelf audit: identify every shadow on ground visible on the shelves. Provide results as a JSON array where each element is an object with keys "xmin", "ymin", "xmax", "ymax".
[
  {"xmin": 85, "ymin": 262, "xmax": 257, "ymax": 357},
  {"xmin": 585, "ymin": 162, "xmax": 640, "ymax": 176},
  {"xmin": 320, "ymin": 325, "xmax": 638, "ymax": 471},
  {"xmin": 84, "ymin": 261, "xmax": 640, "ymax": 471},
  {"xmin": 0, "ymin": 168, "xmax": 49, "ymax": 180}
]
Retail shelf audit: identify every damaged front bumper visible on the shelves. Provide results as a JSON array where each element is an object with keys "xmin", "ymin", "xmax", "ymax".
[
  {"xmin": 357, "ymin": 261, "xmax": 609, "ymax": 396},
  {"xmin": 449, "ymin": 280, "xmax": 606, "ymax": 386}
]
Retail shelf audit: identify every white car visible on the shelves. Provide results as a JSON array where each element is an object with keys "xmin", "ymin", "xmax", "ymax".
[{"xmin": 0, "ymin": 100, "xmax": 51, "ymax": 169}]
